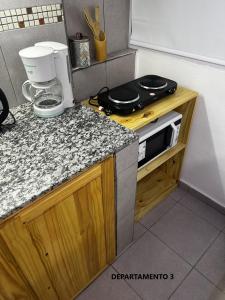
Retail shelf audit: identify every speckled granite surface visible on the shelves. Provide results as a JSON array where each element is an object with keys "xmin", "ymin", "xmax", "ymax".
[{"xmin": 0, "ymin": 103, "xmax": 137, "ymax": 220}]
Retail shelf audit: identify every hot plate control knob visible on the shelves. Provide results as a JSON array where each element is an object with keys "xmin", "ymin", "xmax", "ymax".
[
  {"xmin": 104, "ymin": 108, "xmax": 112, "ymax": 116},
  {"xmin": 137, "ymin": 102, "xmax": 144, "ymax": 110},
  {"xmin": 168, "ymin": 88, "xmax": 176, "ymax": 94}
]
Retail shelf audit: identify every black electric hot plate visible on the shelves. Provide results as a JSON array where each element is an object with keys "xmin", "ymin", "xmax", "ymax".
[{"xmin": 97, "ymin": 75, "xmax": 177, "ymax": 115}]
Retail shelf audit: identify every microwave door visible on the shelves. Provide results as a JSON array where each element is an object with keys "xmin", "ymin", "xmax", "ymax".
[{"xmin": 138, "ymin": 125, "xmax": 173, "ymax": 169}]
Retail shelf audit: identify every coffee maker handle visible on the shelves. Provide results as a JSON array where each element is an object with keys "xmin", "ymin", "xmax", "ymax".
[{"xmin": 22, "ymin": 80, "xmax": 32, "ymax": 102}]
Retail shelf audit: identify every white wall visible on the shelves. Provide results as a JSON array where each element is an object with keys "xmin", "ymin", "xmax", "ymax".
[{"xmin": 135, "ymin": 47, "xmax": 225, "ymax": 207}]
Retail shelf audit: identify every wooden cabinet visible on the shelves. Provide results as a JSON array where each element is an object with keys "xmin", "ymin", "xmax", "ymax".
[
  {"xmin": 84, "ymin": 87, "xmax": 198, "ymax": 221},
  {"xmin": 135, "ymin": 90, "xmax": 197, "ymax": 220},
  {"xmin": 0, "ymin": 157, "xmax": 115, "ymax": 299}
]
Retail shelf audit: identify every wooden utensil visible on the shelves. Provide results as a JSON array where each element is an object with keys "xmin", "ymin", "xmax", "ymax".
[
  {"xmin": 83, "ymin": 7, "xmax": 100, "ymax": 40},
  {"xmin": 99, "ymin": 30, "xmax": 105, "ymax": 41},
  {"xmin": 95, "ymin": 6, "xmax": 101, "ymax": 37},
  {"xmin": 83, "ymin": 8, "xmax": 97, "ymax": 39},
  {"xmin": 83, "ymin": 6, "xmax": 107, "ymax": 62}
]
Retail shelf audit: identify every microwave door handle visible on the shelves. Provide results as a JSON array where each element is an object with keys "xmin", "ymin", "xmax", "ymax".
[{"xmin": 170, "ymin": 123, "xmax": 179, "ymax": 147}]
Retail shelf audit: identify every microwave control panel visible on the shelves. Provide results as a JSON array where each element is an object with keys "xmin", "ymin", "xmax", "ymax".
[{"xmin": 138, "ymin": 141, "xmax": 146, "ymax": 162}]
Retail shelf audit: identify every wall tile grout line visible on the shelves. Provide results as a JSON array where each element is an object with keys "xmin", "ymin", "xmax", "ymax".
[
  {"xmin": 148, "ymin": 229, "xmax": 193, "ymax": 267},
  {"xmin": 168, "ymin": 266, "xmax": 194, "ymax": 300},
  {"xmin": 134, "ymin": 222, "xmax": 148, "ymax": 240},
  {"xmin": 179, "ymin": 181, "xmax": 225, "ymax": 216},
  {"xmin": 192, "ymin": 230, "xmax": 224, "ymax": 293},
  {"xmin": 138, "ymin": 188, "xmax": 224, "ymax": 299},
  {"xmin": 111, "ymin": 264, "xmax": 144, "ymax": 300},
  {"xmin": 193, "ymin": 230, "xmax": 221, "ymax": 267},
  {"xmin": 168, "ymin": 230, "xmax": 222, "ymax": 298},
  {"xmin": 148, "ymin": 202, "xmax": 222, "ymax": 268},
  {"xmin": 111, "ymin": 226, "xmax": 222, "ymax": 300},
  {"xmin": 112, "ymin": 224, "xmax": 193, "ymax": 300},
  {"xmin": 0, "ymin": 3, "xmax": 64, "ymax": 32},
  {"xmin": 177, "ymin": 199, "xmax": 225, "ymax": 232},
  {"xmin": 111, "ymin": 230, "xmax": 149, "ymax": 263},
  {"xmin": 139, "ymin": 199, "xmax": 178, "ymax": 231},
  {"xmin": 170, "ymin": 187, "xmax": 225, "ymax": 231},
  {"xmin": 112, "ymin": 188, "xmax": 224, "ymax": 299},
  {"xmin": 194, "ymin": 266, "xmax": 225, "ymax": 294}
]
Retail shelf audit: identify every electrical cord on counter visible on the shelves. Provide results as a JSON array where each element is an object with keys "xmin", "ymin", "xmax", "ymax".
[
  {"xmin": 88, "ymin": 86, "xmax": 109, "ymax": 107},
  {"xmin": 0, "ymin": 110, "xmax": 16, "ymax": 134}
]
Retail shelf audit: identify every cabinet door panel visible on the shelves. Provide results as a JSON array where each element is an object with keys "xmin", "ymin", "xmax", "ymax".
[
  {"xmin": 20, "ymin": 164, "xmax": 102, "ymax": 223},
  {"xmin": 0, "ymin": 236, "xmax": 37, "ymax": 300},
  {"xmin": 25, "ymin": 176, "xmax": 107, "ymax": 299},
  {"xmin": 0, "ymin": 219, "xmax": 58, "ymax": 299},
  {"xmin": 0, "ymin": 157, "xmax": 115, "ymax": 300}
]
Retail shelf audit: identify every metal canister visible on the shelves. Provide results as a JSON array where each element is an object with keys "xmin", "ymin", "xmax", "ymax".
[{"xmin": 69, "ymin": 33, "xmax": 91, "ymax": 69}]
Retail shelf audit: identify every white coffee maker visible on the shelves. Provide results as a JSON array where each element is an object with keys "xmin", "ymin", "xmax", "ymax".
[{"xmin": 19, "ymin": 42, "xmax": 74, "ymax": 118}]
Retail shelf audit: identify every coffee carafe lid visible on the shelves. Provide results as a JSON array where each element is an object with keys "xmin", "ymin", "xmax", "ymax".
[
  {"xmin": 35, "ymin": 41, "xmax": 68, "ymax": 52},
  {"xmin": 19, "ymin": 46, "xmax": 53, "ymax": 59}
]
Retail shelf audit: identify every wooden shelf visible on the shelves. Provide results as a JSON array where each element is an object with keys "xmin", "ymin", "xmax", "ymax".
[
  {"xmin": 72, "ymin": 48, "xmax": 136, "ymax": 73},
  {"xmin": 137, "ymin": 142, "xmax": 186, "ymax": 182},
  {"xmin": 135, "ymin": 149, "xmax": 185, "ymax": 221},
  {"xmin": 83, "ymin": 86, "xmax": 198, "ymax": 222},
  {"xmin": 135, "ymin": 169, "xmax": 177, "ymax": 221}
]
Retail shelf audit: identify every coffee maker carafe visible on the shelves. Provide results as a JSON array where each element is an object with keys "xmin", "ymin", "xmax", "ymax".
[{"xmin": 19, "ymin": 42, "xmax": 74, "ymax": 118}]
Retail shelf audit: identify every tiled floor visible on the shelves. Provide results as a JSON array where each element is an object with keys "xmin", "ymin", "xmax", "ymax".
[{"xmin": 77, "ymin": 187, "xmax": 225, "ymax": 300}]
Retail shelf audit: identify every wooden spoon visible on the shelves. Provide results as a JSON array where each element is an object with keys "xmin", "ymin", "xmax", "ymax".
[
  {"xmin": 83, "ymin": 8, "xmax": 97, "ymax": 38},
  {"xmin": 83, "ymin": 7, "xmax": 101, "ymax": 40},
  {"xmin": 95, "ymin": 6, "xmax": 101, "ymax": 36}
]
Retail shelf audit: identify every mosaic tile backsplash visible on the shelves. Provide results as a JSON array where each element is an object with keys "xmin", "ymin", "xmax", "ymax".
[{"xmin": 0, "ymin": 3, "xmax": 64, "ymax": 32}]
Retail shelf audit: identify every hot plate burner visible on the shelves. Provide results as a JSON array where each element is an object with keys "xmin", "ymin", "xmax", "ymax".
[
  {"xmin": 139, "ymin": 75, "xmax": 168, "ymax": 90},
  {"xmin": 108, "ymin": 87, "xmax": 140, "ymax": 104},
  {"xmin": 96, "ymin": 75, "xmax": 177, "ymax": 116}
]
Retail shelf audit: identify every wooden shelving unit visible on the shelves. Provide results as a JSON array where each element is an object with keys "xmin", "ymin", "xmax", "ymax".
[
  {"xmin": 134, "ymin": 88, "xmax": 197, "ymax": 221},
  {"xmin": 136, "ymin": 149, "xmax": 185, "ymax": 221},
  {"xmin": 83, "ymin": 87, "xmax": 198, "ymax": 222},
  {"xmin": 137, "ymin": 142, "xmax": 186, "ymax": 182}
]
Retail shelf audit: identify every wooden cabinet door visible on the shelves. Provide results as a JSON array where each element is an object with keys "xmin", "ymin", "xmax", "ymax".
[
  {"xmin": 0, "ymin": 234, "xmax": 38, "ymax": 300},
  {"xmin": 0, "ymin": 157, "xmax": 115, "ymax": 300}
]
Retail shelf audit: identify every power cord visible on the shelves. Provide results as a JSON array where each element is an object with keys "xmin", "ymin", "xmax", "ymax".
[
  {"xmin": 0, "ymin": 110, "xmax": 16, "ymax": 133},
  {"xmin": 88, "ymin": 86, "xmax": 109, "ymax": 107}
]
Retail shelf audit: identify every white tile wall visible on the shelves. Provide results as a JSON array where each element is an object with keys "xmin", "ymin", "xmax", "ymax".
[{"xmin": 0, "ymin": 3, "xmax": 63, "ymax": 31}]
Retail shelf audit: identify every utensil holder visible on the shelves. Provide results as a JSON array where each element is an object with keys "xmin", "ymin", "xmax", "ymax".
[
  {"xmin": 94, "ymin": 32, "xmax": 107, "ymax": 62},
  {"xmin": 69, "ymin": 34, "xmax": 91, "ymax": 68}
]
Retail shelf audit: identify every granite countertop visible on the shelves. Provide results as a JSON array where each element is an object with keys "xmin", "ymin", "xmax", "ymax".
[{"xmin": 0, "ymin": 103, "xmax": 137, "ymax": 221}]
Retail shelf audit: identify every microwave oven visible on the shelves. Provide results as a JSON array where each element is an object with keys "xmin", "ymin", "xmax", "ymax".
[{"xmin": 137, "ymin": 111, "xmax": 182, "ymax": 170}]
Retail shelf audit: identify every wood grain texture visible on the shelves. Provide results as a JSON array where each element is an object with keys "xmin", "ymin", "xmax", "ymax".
[
  {"xmin": 0, "ymin": 157, "xmax": 116, "ymax": 300},
  {"xmin": 162, "ymin": 150, "xmax": 185, "ymax": 182},
  {"xmin": 175, "ymin": 98, "xmax": 196, "ymax": 144},
  {"xmin": 20, "ymin": 164, "xmax": 102, "ymax": 223},
  {"xmin": 84, "ymin": 88, "xmax": 197, "ymax": 231},
  {"xmin": 134, "ymin": 95, "xmax": 197, "ymax": 221},
  {"xmin": 135, "ymin": 150, "xmax": 186, "ymax": 221},
  {"xmin": 0, "ymin": 235, "xmax": 37, "ymax": 300},
  {"xmin": 101, "ymin": 157, "xmax": 116, "ymax": 263},
  {"xmin": 83, "ymin": 87, "xmax": 198, "ymax": 131},
  {"xmin": 0, "ymin": 218, "xmax": 58, "ymax": 299},
  {"xmin": 137, "ymin": 142, "xmax": 186, "ymax": 182},
  {"xmin": 135, "ymin": 169, "xmax": 177, "ymax": 221},
  {"xmin": 84, "ymin": 87, "xmax": 197, "ymax": 228},
  {"xmin": 25, "ymin": 178, "xmax": 107, "ymax": 299}
]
